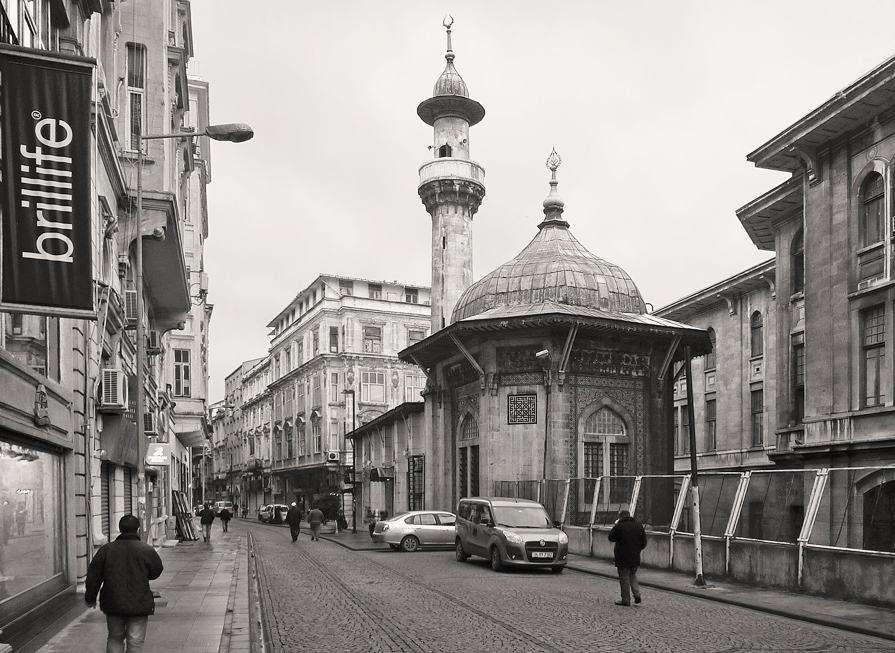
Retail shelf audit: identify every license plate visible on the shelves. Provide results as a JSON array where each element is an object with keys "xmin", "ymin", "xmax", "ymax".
[{"xmin": 531, "ymin": 551, "xmax": 553, "ymax": 559}]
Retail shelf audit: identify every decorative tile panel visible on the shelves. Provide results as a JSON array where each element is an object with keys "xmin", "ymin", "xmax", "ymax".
[{"xmin": 508, "ymin": 394, "xmax": 537, "ymax": 424}]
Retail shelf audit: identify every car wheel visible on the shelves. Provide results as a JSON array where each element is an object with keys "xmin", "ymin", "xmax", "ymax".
[
  {"xmin": 455, "ymin": 540, "xmax": 468, "ymax": 562},
  {"xmin": 490, "ymin": 546, "xmax": 504, "ymax": 572},
  {"xmin": 400, "ymin": 536, "xmax": 420, "ymax": 552},
  {"xmin": 551, "ymin": 565, "xmax": 564, "ymax": 574}
]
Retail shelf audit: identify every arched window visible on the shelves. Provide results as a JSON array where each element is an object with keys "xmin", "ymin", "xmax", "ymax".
[
  {"xmin": 705, "ymin": 328, "xmax": 716, "ymax": 370},
  {"xmin": 582, "ymin": 407, "xmax": 628, "ymax": 478},
  {"xmin": 792, "ymin": 229, "xmax": 804, "ymax": 295},
  {"xmin": 438, "ymin": 143, "xmax": 452, "ymax": 158},
  {"xmin": 862, "ymin": 172, "xmax": 885, "ymax": 247},
  {"xmin": 751, "ymin": 311, "xmax": 763, "ymax": 358}
]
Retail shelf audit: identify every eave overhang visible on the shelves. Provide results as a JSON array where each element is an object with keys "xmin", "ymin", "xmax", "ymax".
[
  {"xmin": 655, "ymin": 258, "xmax": 776, "ymax": 323},
  {"xmin": 747, "ymin": 54, "xmax": 895, "ymax": 173},
  {"xmin": 399, "ymin": 302, "xmax": 711, "ymax": 370},
  {"xmin": 345, "ymin": 401, "xmax": 425, "ymax": 441},
  {"xmin": 736, "ymin": 176, "xmax": 803, "ymax": 251}
]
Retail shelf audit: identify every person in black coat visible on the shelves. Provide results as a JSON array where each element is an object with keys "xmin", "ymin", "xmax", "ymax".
[
  {"xmin": 85, "ymin": 514, "xmax": 164, "ymax": 652},
  {"xmin": 198, "ymin": 503, "xmax": 215, "ymax": 542},
  {"xmin": 219, "ymin": 507, "xmax": 232, "ymax": 532},
  {"xmin": 607, "ymin": 509, "xmax": 647, "ymax": 606},
  {"xmin": 285, "ymin": 502, "xmax": 303, "ymax": 542}
]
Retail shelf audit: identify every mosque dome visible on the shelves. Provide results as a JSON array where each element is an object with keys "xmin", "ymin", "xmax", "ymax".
[{"xmin": 451, "ymin": 150, "xmax": 646, "ymax": 322}]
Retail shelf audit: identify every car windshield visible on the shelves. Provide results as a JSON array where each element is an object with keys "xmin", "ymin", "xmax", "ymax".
[{"xmin": 492, "ymin": 505, "xmax": 552, "ymax": 528}]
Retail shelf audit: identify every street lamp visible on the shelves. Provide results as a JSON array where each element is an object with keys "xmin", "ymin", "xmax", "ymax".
[
  {"xmin": 135, "ymin": 123, "xmax": 253, "ymax": 542},
  {"xmin": 342, "ymin": 388, "xmax": 357, "ymax": 533}
]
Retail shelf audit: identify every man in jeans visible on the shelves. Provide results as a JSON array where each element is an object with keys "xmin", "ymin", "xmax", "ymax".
[
  {"xmin": 608, "ymin": 509, "xmax": 647, "ymax": 606},
  {"xmin": 85, "ymin": 514, "xmax": 164, "ymax": 652},
  {"xmin": 198, "ymin": 502, "xmax": 215, "ymax": 542}
]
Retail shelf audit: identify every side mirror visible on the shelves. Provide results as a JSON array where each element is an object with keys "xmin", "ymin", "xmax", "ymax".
[{"xmin": 553, "ymin": 521, "xmax": 562, "ymax": 529}]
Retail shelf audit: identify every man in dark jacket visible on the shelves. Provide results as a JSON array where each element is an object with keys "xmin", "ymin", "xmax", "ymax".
[
  {"xmin": 86, "ymin": 514, "xmax": 164, "ymax": 652},
  {"xmin": 285, "ymin": 502, "xmax": 303, "ymax": 542},
  {"xmin": 219, "ymin": 507, "xmax": 232, "ymax": 532},
  {"xmin": 307, "ymin": 506, "xmax": 324, "ymax": 541},
  {"xmin": 607, "ymin": 509, "xmax": 647, "ymax": 606},
  {"xmin": 198, "ymin": 503, "xmax": 215, "ymax": 542}
]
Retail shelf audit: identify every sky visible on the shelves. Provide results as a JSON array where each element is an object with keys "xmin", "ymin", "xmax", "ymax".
[{"xmin": 189, "ymin": 0, "xmax": 895, "ymax": 403}]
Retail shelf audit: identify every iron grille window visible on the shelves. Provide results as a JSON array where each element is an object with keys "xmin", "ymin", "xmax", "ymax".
[
  {"xmin": 469, "ymin": 445, "xmax": 480, "ymax": 496},
  {"xmin": 584, "ymin": 442, "xmax": 602, "ymax": 479},
  {"xmin": 461, "ymin": 415, "xmax": 478, "ymax": 439},
  {"xmin": 459, "ymin": 448, "xmax": 468, "ymax": 499},
  {"xmin": 408, "ymin": 455, "xmax": 425, "ymax": 510},
  {"xmin": 751, "ymin": 389, "xmax": 764, "ymax": 446},
  {"xmin": 863, "ymin": 305, "xmax": 886, "ymax": 407}
]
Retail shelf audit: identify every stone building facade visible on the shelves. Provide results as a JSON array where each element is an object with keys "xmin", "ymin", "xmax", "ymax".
[{"xmin": 0, "ymin": 1, "xmax": 219, "ymax": 648}]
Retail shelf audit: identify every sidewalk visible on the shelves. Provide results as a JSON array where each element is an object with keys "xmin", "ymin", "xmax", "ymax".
[
  {"xmin": 17, "ymin": 520, "xmax": 254, "ymax": 653},
  {"xmin": 319, "ymin": 528, "xmax": 895, "ymax": 643}
]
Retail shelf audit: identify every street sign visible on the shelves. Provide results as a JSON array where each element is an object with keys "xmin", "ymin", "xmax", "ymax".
[{"xmin": 145, "ymin": 442, "xmax": 169, "ymax": 466}]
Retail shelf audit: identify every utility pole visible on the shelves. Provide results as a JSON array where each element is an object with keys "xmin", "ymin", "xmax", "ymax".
[{"xmin": 684, "ymin": 346, "xmax": 706, "ymax": 587}]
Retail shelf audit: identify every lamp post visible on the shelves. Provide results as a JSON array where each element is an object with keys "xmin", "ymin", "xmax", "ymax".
[
  {"xmin": 135, "ymin": 123, "xmax": 253, "ymax": 542},
  {"xmin": 342, "ymin": 389, "xmax": 357, "ymax": 533}
]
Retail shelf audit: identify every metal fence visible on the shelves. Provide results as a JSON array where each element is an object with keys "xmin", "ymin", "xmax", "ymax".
[{"xmin": 495, "ymin": 466, "xmax": 895, "ymax": 554}]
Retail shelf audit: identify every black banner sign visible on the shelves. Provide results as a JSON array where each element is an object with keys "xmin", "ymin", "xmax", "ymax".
[{"xmin": 1, "ymin": 48, "xmax": 94, "ymax": 316}]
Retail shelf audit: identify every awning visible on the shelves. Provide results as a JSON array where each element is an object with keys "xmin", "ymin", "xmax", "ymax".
[{"xmin": 99, "ymin": 413, "xmax": 139, "ymax": 467}]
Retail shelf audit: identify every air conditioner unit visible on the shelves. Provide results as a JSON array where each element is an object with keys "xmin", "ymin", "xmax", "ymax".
[
  {"xmin": 98, "ymin": 368, "xmax": 128, "ymax": 413},
  {"xmin": 143, "ymin": 411, "xmax": 157, "ymax": 436},
  {"xmin": 147, "ymin": 330, "xmax": 162, "ymax": 354},
  {"xmin": 124, "ymin": 289, "xmax": 138, "ymax": 327},
  {"xmin": 326, "ymin": 451, "xmax": 340, "ymax": 462}
]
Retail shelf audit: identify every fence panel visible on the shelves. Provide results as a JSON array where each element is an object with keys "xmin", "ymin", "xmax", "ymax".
[
  {"xmin": 809, "ymin": 467, "xmax": 895, "ymax": 552},
  {"xmin": 633, "ymin": 475, "xmax": 685, "ymax": 533},
  {"xmin": 733, "ymin": 470, "xmax": 811, "ymax": 543},
  {"xmin": 493, "ymin": 481, "xmax": 517, "ymax": 498},
  {"xmin": 589, "ymin": 476, "xmax": 636, "ymax": 526},
  {"xmin": 542, "ymin": 479, "xmax": 567, "ymax": 523},
  {"xmin": 517, "ymin": 480, "xmax": 541, "ymax": 501},
  {"xmin": 567, "ymin": 478, "xmax": 598, "ymax": 526},
  {"xmin": 678, "ymin": 472, "xmax": 740, "ymax": 537}
]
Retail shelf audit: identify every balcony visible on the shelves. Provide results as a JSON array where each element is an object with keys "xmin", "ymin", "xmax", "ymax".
[{"xmin": 418, "ymin": 158, "xmax": 485, "ymax": 187}]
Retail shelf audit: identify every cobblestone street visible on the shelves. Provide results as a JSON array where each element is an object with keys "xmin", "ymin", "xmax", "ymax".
[{"xmin": 250, "ymin": 523, "xmax": 894, "ymax": 653}]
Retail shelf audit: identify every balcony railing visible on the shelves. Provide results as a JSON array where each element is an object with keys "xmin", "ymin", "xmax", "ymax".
[{"xmin": 418, "ymin": 158, "xmax": 485, "ymax": 186}]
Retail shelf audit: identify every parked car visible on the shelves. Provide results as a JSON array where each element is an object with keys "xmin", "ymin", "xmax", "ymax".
[
  {"xmin": 259, "ymin": 503, "xmax": 289, "ymax": 524},
  {"xmin": 214, "ymin": 500, "xmax": 233, "ymax": 517},
  {"xmin": 372, "ymin": 510, "xmax": 457, "ymax": 552},
  {"xmin": 454, "ymin": 497, "xmax": 568, "ymax": 573}
]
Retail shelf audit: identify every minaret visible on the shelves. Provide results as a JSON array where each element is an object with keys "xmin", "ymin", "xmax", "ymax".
[{"xmin": 417, "ymin": 16, "xmax": 485, "ymax": 332}]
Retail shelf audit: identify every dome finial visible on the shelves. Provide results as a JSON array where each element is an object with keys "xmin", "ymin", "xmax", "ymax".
[
  {"xmin": 443, "ymin": 15, "xmax": 455, "ymax": 62},
  {"xmin": 541, "ymin": 148, "xmax": 566, "ymax": 227}
]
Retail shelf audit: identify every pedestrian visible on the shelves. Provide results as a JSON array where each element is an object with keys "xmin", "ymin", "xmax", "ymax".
[
  {"xmin": 232, "ymin": 503, "xmax": 239, "ymax": 519},
  {"xmin": 242, "ymin": 505, "xmax": 248, "ymax": 519},
  {"xmin": 219, "ymin": 506, "xmax": 232, "ymax": 532},
  {"xmin": 85, "ymin": 514, "xmax": 164, "ymax": 653},
  {"xmin": 198, "ymin": 502, "xmax": 215, "ymax": 542},
  {"xmin": 285, "ymin": 502, "xmax": 303, "ymax": 542},
  {"xmin": 607, "ymin": 509, "xmax": 647, "ymax": 606},
  {"xmin": 1, "ymin": 500, "xmax": 13, "ymax": 544},
  {"xmin": 14, "ymin": 501, "xmax": 27, "ymax": 536},
  {"xmin": 307, "ymin": 505, "xmax": 324, "ymax": 541}
]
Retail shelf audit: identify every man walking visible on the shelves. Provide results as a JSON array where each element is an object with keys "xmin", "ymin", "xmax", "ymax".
[
  {"xmin": 608, "ymin": 509, "xmax": 647, "ymax": 606},
  {"xmin": 307, "ymin": 505, "xmax": 324, "ymax": 541},
  {"xmin": 285, "ymin": 502, "xmax": 303, "ymax": 542},
  {"xmin": 219, "ymin": 506, "xmax": 232, "ymax": 532},
  {"xmin": 85, "ymin": 514, "xmax": 164, "ymax": 652},
  {"xmin": 198, "ymin": 502, "xmax": 215, "ymax": 542}
]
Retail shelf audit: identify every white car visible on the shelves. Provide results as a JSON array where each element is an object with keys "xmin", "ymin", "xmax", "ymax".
[{"xmin": 371, "ymin": 510, "xmax": 457, "ymax": 552}]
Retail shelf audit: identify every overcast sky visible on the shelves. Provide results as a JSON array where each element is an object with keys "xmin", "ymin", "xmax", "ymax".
[{"xmin": 190, "ymin": 1, "xmax": 895, "ymax": 402}]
